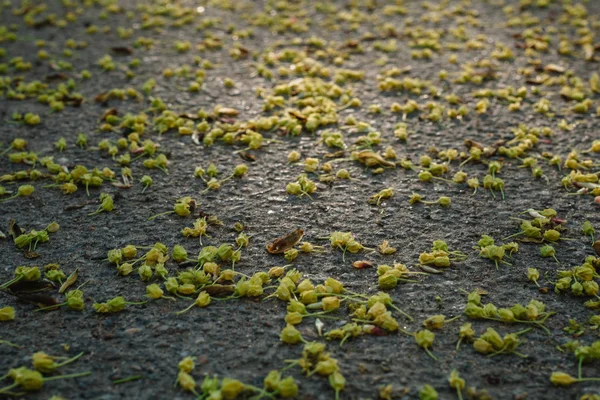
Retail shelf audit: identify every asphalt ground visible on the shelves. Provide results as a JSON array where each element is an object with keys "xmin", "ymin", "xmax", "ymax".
[{"xmin": 1, "ymin": 0, "xmax": 600, "ymax": 399}]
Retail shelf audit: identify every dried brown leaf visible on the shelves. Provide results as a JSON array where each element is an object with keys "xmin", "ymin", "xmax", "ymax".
[
  {"xmin": 59, "ymin": 268, "xmax": 79, "ymax": 294},
  {"xmin": 111, "ymin": 46, "xmax": 133, "ymax": 55},
  {"xmin": 203, "ymin": 284, "xmax": 235, "ymax": 297},
  {"xmin": 216, "ymin": 107, "xmax": 239, "ymax": 116},
  {"xmin": 419, "ymin": 265, "xmax": 442, "ymax": 274},
  {"xmin": 15, "ymin": 293, "xmax": 58, "ymax": 306},
  {"xmin": 112, "ymin": 182, "xmax": 132, "ymax": 189},
  {"xmin": 24, "ymin": 250, "xmax": 40, "ymax": 259},
  {"xmin": 101, "ymin": 108, "xmax": 118, "ymax": 121},
  {"xmin": 544, "ymin": 64, "xmax": 565, "ymax": 74},
  {"xmin": 266, "ymin": 229, "xmax": 305, "ymax": 254},
  {"xmin": 8, "ymin": 219, "xmax": 23, "ymax": 240},
  {"xmin": 352, "ymin": 260, "xmax": 373, "ymax": 269},
  {"xmin": 238, "ymin": 152, "xmax": 256, "ymax": 162}
]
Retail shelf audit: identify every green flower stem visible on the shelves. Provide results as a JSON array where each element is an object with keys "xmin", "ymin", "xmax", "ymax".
[
  {"xmin": 483, "ymin": 314, "xmax": 554, "ymax": 335},
  {"xmin": 0, "ymin": 382, "xmax": 21, "ymax": 395},
  {"xmin": 432, "ymin": 176, "xmax": 455, "ymax": 184},
  {"xmin": 0, "ymin": 340, "xmax": 20, "ymax": 348},
  {"xmin": 0, "ymin": 194, "xmax": 19, "ymax": 203},
  {"xmin": 43, "ymin": 371, "xmax": 92, "ymax": 382},
  {"xmin": 175, "ymin": 302, "xmax": 196, "ymax": 315},
  {"xmin": 113, "ymin": 375, "xmax": 142, "ymax": 384},
  {"xmin": 0, "ymin": 275, "xmax": 25, "ymax": 289},
  {"xmin": 344, "ymin": 290, "xmax": 369, "ymax": 299},
  {"xmin": 211, "ymin": 295, "xmax": 240, "ymax": 301},
  {"xmin": 245, "ymin": 385, "xmax": 276, "ymax": 399},
  {"xmin": 575, "ymin": 377, "xmax": 600, "ymax": 383},
  {"xmin": 148, "ymin": 210, "xmax": 175, "ymax": 221},
  {"xmin": 281, "ymin": 360, "xmax": 300, "ymax": 372},
  {"xmin": 388, "ymin": 303, "xmax": 413, "ymax": 321},
  {"xmin": 339, "ymin": 333, "xmax": 352, "ymax": 347},
  {"xmin": 34, "ymin": 302, "xmax": 67, "ymax": 312},
  {"xmin": 54, "ymin": 352, "xmax": 84, "ymax": 368},
  {"xmin": 502, "ymin": 232, "xmax": 525, "ymax": 240},
  {"xmin": 488, "ymin": 343, "xmax": 511, "ymax": 357},
  {"xmin": 424, "ymin": 347, "xmax": 438, "ymax": 361},
  {"xmin": 126, "ymin": 301, "xmax": 148, "ymax": 306},
  {"xmin": 88, "ymin": 207, "xmax": 105, "ymax": 216}
]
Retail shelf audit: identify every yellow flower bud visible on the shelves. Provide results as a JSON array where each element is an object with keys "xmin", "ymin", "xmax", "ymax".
[
  {"xmin": 285, "ymin": 312, "xmax": 303, "ymax": 325},
  {"xmin": 438, "ymin": 196, "xmax": 451, "ymax": 207},
  {"xmin": 66, "ymin": 292, "xmax": 85, "ymax": 311},
  {"xmin": 423, "ymin": 315, "xmax": 446, "ymax": 330},
  {"xmin": 527, "ymin": 268, "xmax": 539, "ymax": 283},
  {"xmin": 107, "ymin": 249, "xmax": 122, "ymax": 264},
  {"xmin": 297, "ymin": 279, "xmax": 314, "ymax": 293},
  {"xmin": 543, "ymin": 229, "xmax": 560, "ymax": 242},
  {"xmin": 300, "ymin": 290, "xmax": 318, "ymax": 305},
  {"xmin": 263, "ymin": 370, "xmax": 281, "ymax": 391},
  {"xmin": 178, "ymin": 356, "xmax": 195, "ymax": 373},
  {"xmin": 107, "ymin": 296, "xmax": 127, "ymax": 312},
  {"xmin": 415, "ymin": 329, "xmax": 435, "ymax": 349},
  {"xmin": 174, "ymin": 202, "xmax": 191, "ymax": 217},
  {"xmin": 313, "ymin": 358, "xmax": 339, "ymax": 376},
  {"xmin": 146, "ymin": 284, "xmax": 164, "ymax": 300},
  {"xmin": 378, "ymin": 273, "xmax": 398, "ymax": 289},
  {"xmin": 448, "ymin": 369, "xmax": 465, "ymax": 391},
  {"xmin": 93, "ymin": 303, "xmax": 110, "ymax": 313},
  {"xmin": 177, "ymin": 371, "xmax": 196, "ymax": 392},
  {"xmin": 336, "ymin": 169, "xmax": 350, "ymax": 179},
  {"xmin": 367, "ymin": 302, "xmax": 387, "ymax": 319},
  {"xmin": 287, "ymin": 150, "xmax": 301, "ymax": 163},
  {"xmin": 46, "ymin": 222, "xmax": 60, "ymax": 233},
  {"xmin": 498, "ymin": 308, "xmax": 515, "ymax": 322},
  {"xmin": 172, "ymin": 245, "xmax": 188, "ymax": 263},
  {"xmin": 195, "ymin": 291, "xmax": 211, "ymax": 307},
  {"xmin": 178, "ymin": 283, "xmax": 196, "ymax": 295},
  {"xmin": 550, "ymin": 372, "xmax": 578, "ymax": 386},
  {"xmin": 322, "ymin": 296, "xmax": 340, "ymax": 311},
  {"xmin": 287, "ymin": 300, "xmax": 306, "ymax": 314},
  {"xmin": 481, "ymin": 327, "xmax": 504, "ymax": 350},
  {"xmin": 0, "ymin": 306, "xmax": 15, "ymax": 321},
  {"xmin": 138, "ymin": 264, "xmax": 153, "ymax": 281},
  {"xmin": 284, "ymin": 248, "xmax": 298, "ymax": 262},
  {"xmin": 233, "ymin": 164, "xmax": 248, "ymax": 177},
  {"xmin": 277, "ymin": 376, "xmax": 298, "ymax": 398},
  {"xmin": 268, "ymin": 267, "xmax": 285, "ymax": 278},
  {"xmin": 275, "ymin": 284, "xmax": 291, "ymax": 301},
  {"xmin": 473, "ymin": 338, "xmax": 494, "ymax": 354},
  {"xmin": 280, "ymin": 324, "xmax": 303, "ymax": 344},
  {"xmin": 220, "ymin": 269, "xmax": 235, "ymax": 281},
  {"xmin": 203, "ymin": 262, "xmax": 220, "ymax": 276},
  {"xmin": 16, "ymin": 368, "xmax": 44, "ymax": 390},
  {"xmin": 482, "ymin": 303, "xmax": 498, "ymax": 318},
  {"xmin": 376, "ymin": 312, "xmax": 399, "ymax": 332},
  {"xmin": 18, "ymin": 185, "xmax": 35, "ymax": 197},
  {"xmin": 325, "ymin": 277, "xmax": 344, "ymax": 294},
  {"xmin": 329, "ymin": 371, "xmax": 345, "ymax": 394},
  {"xmin": 32, "ymin": 352, "xmax": 57, "ymax": 373}
]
